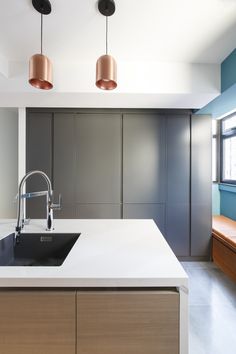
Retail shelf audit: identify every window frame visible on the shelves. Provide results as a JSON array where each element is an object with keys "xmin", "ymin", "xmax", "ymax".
[
  {"xmin": 212, "ymin": 120, "xmax": 219, "ymax": 183},
  {"xmin": 220, "ymin": 114, "xmax": 236, "ymax": 185}
]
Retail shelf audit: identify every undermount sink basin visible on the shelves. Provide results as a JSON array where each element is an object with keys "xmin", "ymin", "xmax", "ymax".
[{"xmin": 0, "ymin": 232, "xmax": 80, "ymax": 266}]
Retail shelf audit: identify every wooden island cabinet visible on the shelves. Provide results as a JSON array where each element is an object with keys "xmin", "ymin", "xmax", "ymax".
[
  {"xmin": 0, "ymin": 289, "xmax": 179, "ymax": 354},
  {"xmin": 0, "ymin": 291, "xmax": 76, "ymax": 354},
  {"xmin": 77, "ymin": 290, "xmax": 179, "ymax": 354}
]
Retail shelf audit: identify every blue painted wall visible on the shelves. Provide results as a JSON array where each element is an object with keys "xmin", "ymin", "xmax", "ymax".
[
  {"xmin": 212, "ymin": 183, "xmax": 220, "ymax": 215},
  {"xmin": 221, "ymin": 49, "xmax": 236, "ymax": 92},
  {"xmin": 197, "ymin": 83, "xmax": 236, "ymax": 119},
  {"xmin": 219, "ymin": 185, "xmax": 236, "ymax": 221},
  {"xmin": 219, "ymin": 49, "xmax": 236, "ymax": 219},
  {"xmin": 197, "ymin": 48, "xmax": 236, "ymax": 218},
  {"xmin": 197, "ymin": 48, "xmax": 236, "ymax": 118}
]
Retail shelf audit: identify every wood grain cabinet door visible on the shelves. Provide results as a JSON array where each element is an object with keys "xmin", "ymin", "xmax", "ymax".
[
  {"xmin": 0, "ymin": 291, "xmax": 76, "ymax": 354},
  {"xmin": 77, "ymin": 290, "xmax": 179, "ymax": 354}
]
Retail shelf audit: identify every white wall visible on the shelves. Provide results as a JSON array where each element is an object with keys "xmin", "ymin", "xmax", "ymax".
[
  {"xmin": 0, "ymin": 108, "xmax": 18, "ymax": 218},
  {"xmin": 0, "ymin": 62, "xmax": 220, "ymax": 109}
]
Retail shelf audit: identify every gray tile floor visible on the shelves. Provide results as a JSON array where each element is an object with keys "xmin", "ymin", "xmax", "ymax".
[{"xmin": 181, "ymin": 262, "xmax": 236, "ymax": 354}]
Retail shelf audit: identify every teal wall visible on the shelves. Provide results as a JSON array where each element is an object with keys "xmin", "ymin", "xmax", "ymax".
[
  {"xmin": 219, "ymin": 49, "xmax": 236, "ymax": 219},
  {"xmin": 221, "ymin": 49, "xmax": 236, "ymax": 92},
  {"xmin": 198, "ymin": 49, "xmax": 236, "ymax": 119},
  {"xmin": 219, "ymin": 184, "xmax": 236, "ymax": 221},
  {"xmin": 197, "ymin": 83, "xmax": 236, "ymax": 119},
  {"xmin": 197, "ymin": 48, "xmax": 236, "ymax": 218},
  {"xmin": 212, "ymin": 183, "xmax": 220, "ymax": 215}
]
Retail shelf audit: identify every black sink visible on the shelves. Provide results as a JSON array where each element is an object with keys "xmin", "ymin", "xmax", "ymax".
[{"xmin": 0, "ymin": 233, "xmax": 80, "ymax": 266}]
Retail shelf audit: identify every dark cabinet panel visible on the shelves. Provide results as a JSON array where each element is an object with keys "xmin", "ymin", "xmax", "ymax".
[
  {"xmin": 54, "ymin": 113, "xmax": 76, "ymax": 205},
  {"xmin": 123, "ymin": 114, "xmax": 166, "ymax": 203},
  {"xmin": 166, "ymin": 204, "xmax": 189, "ymax": 256},
  {"xmin": 166, "ymin": 115, "xmax": 190, "ymax": 256},
  {"xmin": 75, "ymin": 114, "xmax": 121, "ymax": 203},
  {"xmin": 191, "ymin": 115, "xmax": 212, "ymax": 257},
  {"xmin": 123, "ymin": 204, "xmax": 165, "ymax": 234},
  {"xmin": 26, "ymin": 109, "xmax": 211, "ymax": 259},
  {"xmin": 54, "ymin": 204, "xmax": 76, "ymax": 219},
  {"xmin": 76, "ymin": 204, "xmax": 121, "ymax": 219},
  {"xmin": 53, "ymin": 113, "xmax": 121, "ymax": 218},
  {"xmin": 26, "ymin": 112, "xmax": 53, "ymax": 218}
]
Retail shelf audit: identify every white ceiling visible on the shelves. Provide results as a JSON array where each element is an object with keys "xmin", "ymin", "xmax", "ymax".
[
  {"xmin": 0, "ymin": 0, "xmax": 235, "ymax": 63},
  {"xmin": 0, "ymin": 0, "xmax": 235, "ymax": 108}
]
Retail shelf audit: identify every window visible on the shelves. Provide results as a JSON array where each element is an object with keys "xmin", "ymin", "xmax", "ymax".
[
  {"xmin": 221, "ymin": 114, "xmax": 236, "ymax": 183},
  {"xmin": 212, "ymin": 120, "xmax": 217, "ymax": 182},
  {"xmin": 222, "ymin": 115, "xmax": 236, "ymax": 133}
]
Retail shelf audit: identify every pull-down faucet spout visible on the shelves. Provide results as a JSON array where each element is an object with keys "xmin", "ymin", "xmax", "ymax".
[{"xmin": 15, "ymin": 170, "xmax": 61, "ymax": 237}]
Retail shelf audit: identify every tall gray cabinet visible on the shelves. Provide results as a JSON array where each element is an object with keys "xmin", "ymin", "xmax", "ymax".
[
  {"xmin": 191, "ymin": 114, "xmax": 212, "ymax": 257},
  {"xmin": 26, "ymin": 109, "xmax": 211, "ymax": 259},
  {"xmin": 29, "ymin": 112, "xmax": 122, "ymax": 219},
  {"xmin": 122, "ymin": 113, "xmax": 191, "ymax": 256},
  {"xmin": 166, "ymin": 115, "xmax": 190, "ymax": 256},
  {"xmin": 123, "ymin": 114, "xmax": 166, "ymax": 234},
  {"xmin": 26, "ymin": 112, "xmax": 53, "ymax": 218}
]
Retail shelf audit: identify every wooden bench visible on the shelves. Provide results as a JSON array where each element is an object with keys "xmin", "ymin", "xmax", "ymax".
[{"xmin": 212, "ymin": 215, "xmax": 236, "ymax": 282}]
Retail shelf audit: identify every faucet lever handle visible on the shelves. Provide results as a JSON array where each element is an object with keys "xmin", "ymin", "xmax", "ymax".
[{"xmin": 51, "ymin": 194, "xmax": 62, "ymax": 210}]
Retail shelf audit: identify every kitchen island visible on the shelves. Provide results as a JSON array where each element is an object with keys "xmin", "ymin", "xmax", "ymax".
[{"xmin": 0, "ymin": 219, "xmax": 188, "ymax": 354}]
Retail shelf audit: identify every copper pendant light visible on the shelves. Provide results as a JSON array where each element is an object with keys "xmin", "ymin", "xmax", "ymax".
[
  {"xmin": 29, "ymin": 0, "xmax": 53, "ymax": 90},
  {"xmin": 96, "ymin": 0, "xmax": 117, "ymax": 90}
]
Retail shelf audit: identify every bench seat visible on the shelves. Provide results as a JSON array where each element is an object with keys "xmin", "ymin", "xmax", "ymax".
[{"xmin": 212, "ymin": 215, "xmax": 236, "ymax": 282}]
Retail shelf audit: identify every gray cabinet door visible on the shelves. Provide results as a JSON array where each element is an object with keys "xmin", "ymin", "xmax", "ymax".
[
  {"xmin": 123, "ymin": 113, "xmax": 191, "ymax": 256},
  {"xmin": 53, "ymin": 113, "xmax": 76, "ymax": 218},
  {"xmin": 26, "ymin": 112, "xmax": 53, "ymax": 218},
  {"xmin": 26, "ymin": 109, "xmax": 210, "ymax": 258},
  {"xmin": 191, "ymin": 114, "xmax": 212, "ymax": 257},
  {"xmin": 75, "ymin": 114, "xmax": 121, "ymax": 204},
  {"xmin": 123, "ymin": 204, "xmax": 165, "ymax": 234},
  {"xmin": 166, "ymin": 114, "xmax": 190, "ymax": 256},
  {"xmin": 76, "ymin": 204, "xmax": 121, "ymax": 219},
  {"xmin": 53, "ymin": 112, "xmax": 122, "ymax": 219},
  {"xmin": 123, "ymin": 114, "xmax": 166, "ymax": 203}
]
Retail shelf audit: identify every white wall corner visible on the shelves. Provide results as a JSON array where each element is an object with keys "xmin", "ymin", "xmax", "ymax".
[{"xmin": 0, "ymin": 54, "xmax": 9, "ymax": 78}]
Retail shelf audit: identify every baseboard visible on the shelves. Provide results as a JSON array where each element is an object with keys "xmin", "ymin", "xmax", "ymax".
[{"xmin": 178, "ymin": 256, "xmax": 211, "ymax": 261}]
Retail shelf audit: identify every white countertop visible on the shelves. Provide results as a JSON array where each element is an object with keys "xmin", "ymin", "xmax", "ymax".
[{"xmin": 0, "ymin": 219, "xmax": 188, "ymax": 288}]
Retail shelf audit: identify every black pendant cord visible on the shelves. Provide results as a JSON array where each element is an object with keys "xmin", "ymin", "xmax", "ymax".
[
  {"xmin": 41, "ymin": 13, "xmax": 43, "ymax": 55},
  {"xmin": 106, "ymin": 16, "xmax": 108, "ymax": 55}
]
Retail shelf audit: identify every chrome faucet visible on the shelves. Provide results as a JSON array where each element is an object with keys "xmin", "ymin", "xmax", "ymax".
[{"xmin": 15, "ymin": 170, "xmax": 61, "ymax": 237}]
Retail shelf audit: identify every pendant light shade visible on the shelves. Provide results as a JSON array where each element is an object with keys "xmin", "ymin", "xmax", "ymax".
[
  {"xmin": 29, "ymin": 0, "xmax": 53, "ymax": 90},
  {"xmin": 29, "ymin": 54, "xmax": 53, "ymax": 90},
  {"xmin": 96, "ymin": 0, "xmax": 117, "ymax": 90},
  {"xmin": 96, "ymin": 54, "xmax": 117, "ymax": 90}
]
